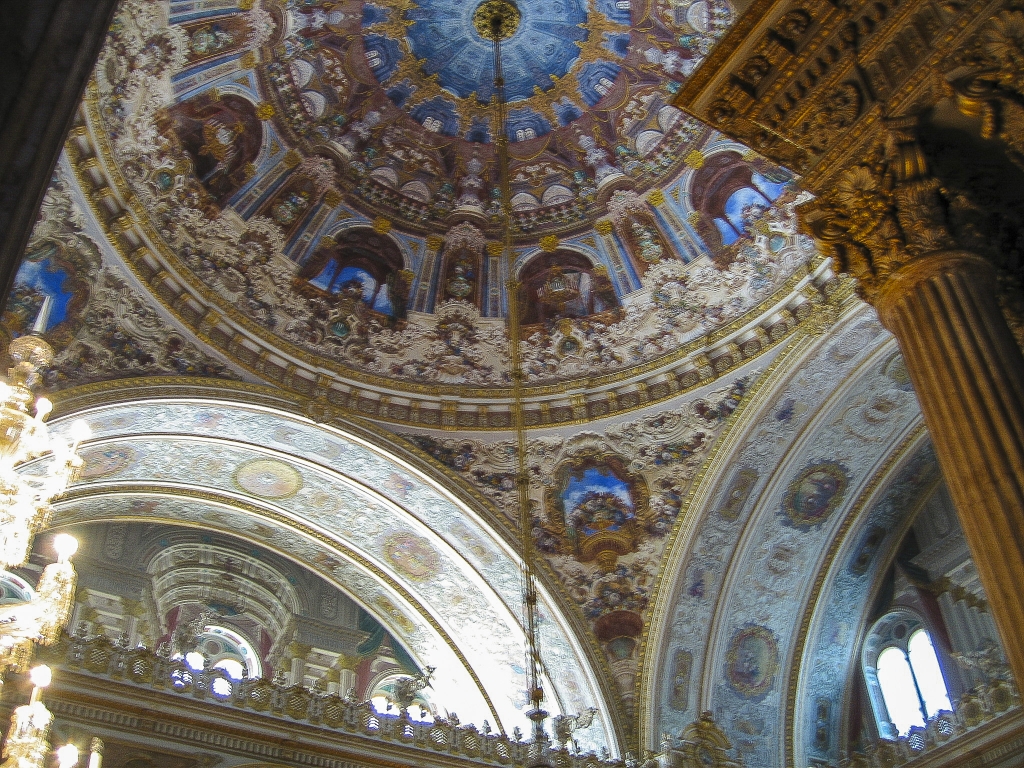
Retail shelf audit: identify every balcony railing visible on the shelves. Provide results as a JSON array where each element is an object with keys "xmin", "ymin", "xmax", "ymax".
[
  {"xmin": 842, "ymin": 679, "xmax": 1021, "ymax": 767},
  {"xmin": 43, "ymin": 632, "xmax": 621, "ymax": 768}
]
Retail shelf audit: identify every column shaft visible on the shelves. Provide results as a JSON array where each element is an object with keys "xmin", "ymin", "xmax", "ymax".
[{"xmin": 876, "ymin": 251, "xmax": 1024, "ymax": 685}]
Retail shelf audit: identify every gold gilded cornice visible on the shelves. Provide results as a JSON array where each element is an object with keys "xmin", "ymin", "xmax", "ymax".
[{"xmin": 673, "ymin": 0, "xmax": 1004, "ymax": 192}]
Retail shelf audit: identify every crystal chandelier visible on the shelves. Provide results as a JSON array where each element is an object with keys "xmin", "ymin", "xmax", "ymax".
[
  {"xmin": 0, "ymin": 331, "xmax": 87, "ymax": 767},
  {"xmin": 0, "ymin": 335, "xmax": 89, "ymax": 572},
  {"xmin": 2, "ymin": 665, "xmax": 56, "ymax": 768}
]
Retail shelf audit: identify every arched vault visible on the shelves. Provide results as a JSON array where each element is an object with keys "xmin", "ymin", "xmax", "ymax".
[{"xmin": 30, "ymin": 381, "xmax": 621, "ymax": 755}]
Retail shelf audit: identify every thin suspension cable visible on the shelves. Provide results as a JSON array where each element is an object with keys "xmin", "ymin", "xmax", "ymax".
[{"xmin": 489, "ymin": 9, "xmax": 547, "ymax": 742}]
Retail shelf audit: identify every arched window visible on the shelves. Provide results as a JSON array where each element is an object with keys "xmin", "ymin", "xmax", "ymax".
[
  {"xmin": 171, "ymin": 624, "xmax": 263, "ymax": 697},
  {"xmin": 863, "ymin": 611, "xmax": 953, "ymax": 738},
  {"xmin": 298, "ymin": 228, "xmax": 409, "ymax": 321},
  {"xmin": 687, "ymin": 151, "xmax": 791, "ymax": 257},
  {"xmin": 517, "ymin": 251, "xmax": 619, "ymax": 325}
]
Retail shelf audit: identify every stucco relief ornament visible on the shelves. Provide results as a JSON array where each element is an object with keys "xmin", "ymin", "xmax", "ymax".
[
  {"xmin": 577, "ymin": 133, "xmax": 623, "ymax": 186},
  {"xmin": 457, "ymin": 154, "xmax": 487, "ymax": 209},
  {"xmin": 807, "ymin": 163, "xmax": 904, "ymax": 299},
  {"xmin": 244, "ymin": 3, "xmax": 277, "ymax": 49},
  {"xmin": 801, "ymin": 82, "xmax": 863, "ymax": 153},
  {"xmin": 983, "ymin": 11, "xmax": 1024, "ymax": 94},
  {"xmin": 339, "ymin": 110, "xmax": 383, "ymax": 153}
]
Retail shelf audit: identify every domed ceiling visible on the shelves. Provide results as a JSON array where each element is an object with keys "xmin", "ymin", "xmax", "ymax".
[{"xmin": 32, "ymin": 0, "xmax": 845, "ymax": 428}]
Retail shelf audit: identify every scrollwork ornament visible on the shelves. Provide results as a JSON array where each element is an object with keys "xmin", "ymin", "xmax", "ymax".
[
  {"xmin": 982, "ymin": 10, "xmax": 1024, "ymax": 95},
  {"xmin": 891, "ymin": 177, "xmax": 955, "ymax": 256}
]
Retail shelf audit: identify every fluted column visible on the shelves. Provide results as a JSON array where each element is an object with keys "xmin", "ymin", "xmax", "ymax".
[
  {"xmin": 874, "ymin": 250, "xmax": 1024, "ymax": 685},
  {"xmin": 802, "ymin": 119, "xmax": 1024, "ymax": 685}
]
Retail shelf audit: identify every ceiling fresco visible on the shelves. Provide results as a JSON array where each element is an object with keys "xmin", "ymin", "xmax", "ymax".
[
  {"xmin": 25, "ymin": 0, "xmax": 851, "ymax": 424},
  {"xmin": 1, "ymin": 166, "xmax": 244, "ymax": 387},
  {"xmin": 394, "ymin": 362, "xmax": 771, "ymax": 729},
  {"xmin": 1, "ymin": 0, "xmax": 966, "ymax": 765},
  {"xmin": 646, "ymin": 306, "xmax": 929, "ymax": 766}
]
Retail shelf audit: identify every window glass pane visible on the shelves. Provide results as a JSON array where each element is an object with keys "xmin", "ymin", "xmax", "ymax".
[
  {"xmin": 908, "ymin": 630, "xmax": 953, "ymax": 717},
  {"xmin": 214, "ymin": 658, "xmax": 245, "ymax": 680},
  {"xmin": 877, "ymin": 646, "xmax": 925, "ymax": 735}
]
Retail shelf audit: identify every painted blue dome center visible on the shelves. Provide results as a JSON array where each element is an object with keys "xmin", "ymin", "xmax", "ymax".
[{"xmin": 391, "ymin": 0, "xmax": 588, "ymax": 104}]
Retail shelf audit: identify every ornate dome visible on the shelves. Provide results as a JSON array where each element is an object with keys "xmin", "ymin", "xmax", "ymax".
[{"xmin": 52, "ymin": 0, "xmax": 834, "ymax": 427}]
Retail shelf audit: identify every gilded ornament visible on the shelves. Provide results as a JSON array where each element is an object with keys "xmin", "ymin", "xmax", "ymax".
[
  {"xmin": 472, "ymin": 0, "xmax": 521, "ymax": 40},
  {"xmin": 983, "ymin": 11, "xmax": 1024, "ymax": 93},
  {"xmin": 684, "ymin": 149, "xmax": 705, "ymax": 168},
  {"xmin": 373, "ymin": 217, "xmax": 393, "ymax": 234},
  {"xmin": 539, "ymin": 234, "xmax": 560, "ymax": 252},
  {"xmin": 255, "ymin": 102, "xmax": 275, "ymax": 120}
]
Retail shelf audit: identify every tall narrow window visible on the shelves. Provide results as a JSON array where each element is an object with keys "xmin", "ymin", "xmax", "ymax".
[
  {"xmin": 864, "ymin": 612, "xmax": 955, "ymax": 739},
  {"xmin": 872, "ymin": 627, "xmax": 952, "ymax": 736},
  {"xmin": 877, "ymin": 646, "xmax": 925, "ymax": 736},
  {"xmin": 908, "ymin": 630, "xmax": 953, "ymax": 718}
]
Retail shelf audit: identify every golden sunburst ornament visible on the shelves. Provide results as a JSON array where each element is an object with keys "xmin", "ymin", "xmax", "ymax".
[{"xmin": 473, "ymin": 0, "xmax": 521, "ymax": 41}]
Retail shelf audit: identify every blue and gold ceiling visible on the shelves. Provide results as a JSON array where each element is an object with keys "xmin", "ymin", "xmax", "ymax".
[{"xmin": 22, "ymin": 0, "xmax": 830, "ymax": 406}]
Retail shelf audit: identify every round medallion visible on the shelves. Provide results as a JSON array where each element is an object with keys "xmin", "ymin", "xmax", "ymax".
[
  {"xmin": 234, "ymin": 458, "xmax": 303, "ymax": 499},
  {"xmin": 473, "ymin": 0, "xmax": 522, "ymax": 40},
  {"xmin": 725, "ymin": 624, "xmax": 779, "ymax": 699},
  {"xmin": 383, "ymin": 532, "xmax": 441, "ymax": 581},
  {"xmin": 80, "ymin": 446, "xmax": 137, "ymax": 479},
  {"xmin": 782, "ymin": 460, "xmax": 849, "ymax": 528}
]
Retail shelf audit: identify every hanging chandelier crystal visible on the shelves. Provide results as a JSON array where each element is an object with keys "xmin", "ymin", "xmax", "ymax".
[
  {"xmin": 0, "ymin": 335, "xmax": 89, "ymax": 570},
  {"xmin": 0, "ymin": 332, "xmax": 87, "ymax": 673},
  {"xmin": 2, "ymin": 665, "xmax": 55, "ymax": 768},
  {"xmin": 0, "ymin": 333, "xmax": 87, "ymax": 768}
]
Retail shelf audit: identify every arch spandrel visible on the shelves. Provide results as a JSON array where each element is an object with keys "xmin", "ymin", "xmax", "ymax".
[{"xmin": 32, "ymin": 389, "xmax": 620, "ymax": 755}]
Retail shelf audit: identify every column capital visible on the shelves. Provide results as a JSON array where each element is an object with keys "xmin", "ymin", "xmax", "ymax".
[
  {"xmin": 287, "ymin": 641, "xmax": 313, "ymax": 660},
  {"xmin": 801, "ymin": 123, "xmax": 958, "ymax": 304}
]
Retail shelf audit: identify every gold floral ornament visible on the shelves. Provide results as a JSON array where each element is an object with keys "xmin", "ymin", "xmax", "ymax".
[
  {"xmin": 255, "ymin": 102, "xmax": 275, "ymax": 120},
  {"xmin": 983, "ymin": 11, "xmax": 1024, "ymax": 94},
  {"xmin": 539, "ymin": 234, "xmax": 560, "ymax": 252},
  {"xmin": 373, "ymin": 217, "xmax": 392, "ymax": 234},
  {"xmin": 818, "ymin": 163, "xmax": 905, "ymax": 290},
  {"xmin": 472, "ymin": 0, "xmax": 521, "ymax": 41}
]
